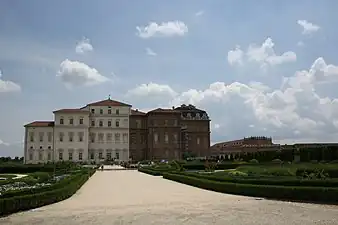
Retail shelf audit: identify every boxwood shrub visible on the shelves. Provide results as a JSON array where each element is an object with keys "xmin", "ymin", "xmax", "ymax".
[
  {"xmin": 163, "ymin": 173, "xmax": 338, "ymax": 204},
  {"xmin": 296, "ymin": 168, "xmax": 338, "ymax": 178},
  {"xmin": 0, "ymin": 169, "xmax": 95, "ymax": 216},
  {"xmin": 175, "ymin": 171, "xmax": 338, "ymax": 187},
  {"xmin": 138, "ymin": 167, "xmax": 163, "ymax": 176}
]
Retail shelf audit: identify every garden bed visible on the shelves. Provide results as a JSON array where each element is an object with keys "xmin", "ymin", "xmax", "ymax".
[
  {"xmin": 0, "ymin": 168, "xmax": 95, "ymax": 216},
  {"xmin": 163, "ymin": 172, "xmax": 338, "ymax": 204}
]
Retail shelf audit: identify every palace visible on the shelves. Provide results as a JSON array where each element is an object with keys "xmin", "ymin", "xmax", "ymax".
[{"xmin": 24, "ymin": 98, "xmax": 211, "ymax": 164}]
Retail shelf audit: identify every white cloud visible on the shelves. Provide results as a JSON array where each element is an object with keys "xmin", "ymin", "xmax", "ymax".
[
  {"xmin": 136, "ymin": 21, "xmax": 188, "ymax": 38},
  {"xmin": 146, "ymin": 48, "xmax": 157, "ymax": 56},
  {"xmin": 126, "ymin": 83, "xmax": 177, "ymax": 100},
  {"xmin": 56, "ymin": 59, "xmax": 109, "ymax": 87},
  {"xmin": 297, "ymin": 20, "xmax": 320, "ymax": 35},
  {"xmin": 227, "ymin": 45, "xmax": 243, "ymax": 66},
  {"xmin": 297, "ymin": 41, "xmax": 304, "ymax": 47},
  {"xmin": 0, "ymin": 139, "xmax": 10, "ymax": 146},
  {"xmin": 0, "ymin": 70, "xmax": 21, "ymax": 93},
  {"xmin": 195, "ymin": 11, "xmax": 204, "ymax": 17},
  {"xmin": 128, "ymin": 57, "xmax": 338, "ymax": 143},
  {"xmin": 228, "ymin": 38, "xmax": 297, "ymax": 69},
  {"xmin": 75, "ymin": 37, "xmax": 93, "ymax": 54}
]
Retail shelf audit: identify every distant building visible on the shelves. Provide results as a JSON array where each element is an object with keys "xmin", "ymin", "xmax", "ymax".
[
  {"xmin": 210, "ymin": 136, "xmax": 281, "ymax": 156},
  {"xmin": 24, "ymin": 99, "xmax": 211, "ymax": 164}
]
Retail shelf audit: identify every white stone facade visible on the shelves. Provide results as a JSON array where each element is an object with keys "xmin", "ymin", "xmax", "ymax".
[{"xmin": 24, "ymin": 99, "xmax": 131, "ymax": 164}]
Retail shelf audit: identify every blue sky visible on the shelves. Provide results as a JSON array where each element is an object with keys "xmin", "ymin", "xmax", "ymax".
[{"xmin": 1, "ymin": 0, "xmax": 338, "ymax": 156}]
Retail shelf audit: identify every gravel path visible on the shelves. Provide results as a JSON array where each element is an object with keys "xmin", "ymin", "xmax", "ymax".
[{"xmin": 1, "ymin": 170, "xmax": 338, "ymax": 225}]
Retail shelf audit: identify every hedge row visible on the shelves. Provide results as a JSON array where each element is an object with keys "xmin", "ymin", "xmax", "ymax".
[
  {"xmin": 176, "ymin": 172, "xmax": 338, "ymax": 187},
  {"xmin": 163, "ymin": 173, "xmax": 338, "ymax": 204},
  {"xmin": 0, "ymin": 169, "xmax": 95, "ymax": 216},
  {"xmin": 296, "ymin": 168, "xmax": 338, "ymax": 178},
  {"xmin": 182, "ymin": 163, "xmax": 240, "ymax": 170},
  {"xmin": 138, "ymin": 167, "xmax": 164, "ymax": 176},
  {"xmin": 0, "ymin": 163, "xmax": 81, "ymax": 174},
  {"xmin": 0, "ymin": 170, "xmax": 92, "ymax": 199}
]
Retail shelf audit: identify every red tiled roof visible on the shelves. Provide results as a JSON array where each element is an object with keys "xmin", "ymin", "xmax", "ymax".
[
  {"xmin": 87, "ymin": 99, "xmax": 132, "ymax": 107},
  {"xmin": 24, "ymin": 121, "xmax": 54, "ymax": 127},
  {"xmin": 131, "ymin": 109, "xmax": 146, "ymax": 116},
  {"xmin": 53, "ymin": 109, "xmax": 89, "ymax": 113},
  {"xmin": 147, "ymin": 108, "xmax": 180, "ymax": 114}
]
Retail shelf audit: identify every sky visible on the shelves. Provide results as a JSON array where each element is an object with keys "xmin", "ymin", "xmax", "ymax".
[{"xmin": 1, "ymin": 0, "xmax": 338, "ymax": 157}]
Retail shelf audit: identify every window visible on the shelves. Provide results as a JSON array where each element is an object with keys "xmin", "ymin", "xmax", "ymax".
[
  {"xmin": 48, "ymin": 146, "xmax": 51, "ymax": 150},
  {"xmin": 60, "ymin": 118, "xmax": 64, "ymax": 125},
  {"xmin": 79, "ymin": 118, "xmax": 83, "ymax": 125},
  {"xmin": 79, "ymin": 152, "xmax": 83, "ymax": 161},
  {"xmin": 78, "ymin": 132, "xmax": 84, "ymax": 142},
  {"xmin": 68, "ymin": 152, "xmax": 73, "ymax": 160},
  {"xmin": 69, "ymin": 118, "xmax": 73, "ymax": 125},
  {"xmin": 108, "ymin": 120, "xmax": 112, "ymax": 127},
  {"xmin": 197, "ymin": 137, "xmax": 200, "ymax": 145},
  {"xmin": 131, "ymin": 134, "xmax": 136, "ymax": 144},
  {"xmin": 29, "ymin": 132, "xmax": 34, "ymax": 142},
  {"xmin": 39, "ymin": 152, "xmax": 43, "ymax": 160},
  {"xmin": 174, "ymin": 120, "xmax": 178, "ymax": 126},
  {"xmin": 47, "ymin": 152, "xmax": 51, "ymax": 160},
  {"xmin": 91, "ymin": 120, "xmax": 95, "ymax": 126},
  {"xmin": 141, "ymin": 134, "xmax": 146, "ymax": 144},
  {"xmin": 115, "ymin": 120, "xmax": 120, "ymax": 127},
  {"xmin": 39, "ymin": 132, "xmax": 44, "ymax": 142},
  {"xmin": 136, "ymin": 120, "xmax": 141, "ymax": 128},
  {"xmin": 29, "ymin": 153, "xmax": 33, "ymax": 160},
  {"xmin": 164, "ymin": 120, "xmax": 168, "ymax": 126},
  {"xmin": 123, "ymin": 133, "xmax": 128, "ymax": 143},
  {"xmin": 98, "ymin": 133, "xmax": 104, "ymax": 142},
  {"xmin": 59, "ymin": 152, "xmax": 63, "ymax": 160},
  {"xmin": 90, "ymin": 152, "xmax": 94, "ymax": 160},
  {"xmin": 40, "ymin": 146, "xmax": 43, "ymax": 149},
  {"xmin": 68, "ymin": 132, "xmax": 74, "ymax": 142},
  {"xmin": 116, "ymin": 109, "xmax": 119, "ymax": 115},
  {"xmin": 100, "ymin": 109, "xmax": 103, "ymax": 114},
  {"xmin": 154, "ymin": 133, "xmax": 158, "ymax": 143},
  {"xmin": 115, "ymin": 152, "xmax": 120, "ymax": 159},
  {"xmin": 107, "ymin": 133, "xmax": 112, "ymax": 142},
  {"xmin": 91, "ymin": 109, "xmax": 95, "ymax": 114},
  {"xmin": 99, "ymin": 120, "xmax": 103, "ymax": 127},
  {"xmin": 173, "ymin": 133, "xmax": 178, "ymax": 144},
  {"xmin": 47, "ymin": 132, "xmax": 52, "ymax": 142},
  {"xmin": 108, "ymin": 109, "xmax": 112, "ymax": 114},
  {"xmin": 59, "ymin": 132, "xmax": 64, "ymax": 142},
  {"xmin": 164, "ymin": 132, "xmax": 169, "ymax": 144},
  {"xmin": 90, "ymin": 133, "xmax": 95, "ymax": 143},
  {"xmin": 99, "ymin": 152, "xmax": 103, "ymax": 159},
  {"xmin": 115, "ymin": 133, "xmax": 120, "ymax": 142},
  {"xmin": 106, "ymin": 152, "xmax": 111, "ymax": 160}
]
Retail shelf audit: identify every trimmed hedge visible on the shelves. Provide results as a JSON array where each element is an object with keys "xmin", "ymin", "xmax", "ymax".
[
  {"xmin": 182, "ymin": 163, "xmax": 240, "ymax": 170},
  {"xmin": 138, "ymin": 167, "xmax": 163, "ymax": 176},
  {"xmin": 296, "ymin": 168, "xmax": 338, "ymax": 178},
  {"xmin": 176, "ymin": 172, "xmax": 338, "ymax": 187},
  {"xmin": 0, "ymin": 169, "xmax": 95, "ymax": 216},
  {"xmin": 163, "ymin": 173, "xmax": 338, "ymax": 204},
  {"xmin": 0, "ymin": 171, "xmax": 91, "ymax": 199}
]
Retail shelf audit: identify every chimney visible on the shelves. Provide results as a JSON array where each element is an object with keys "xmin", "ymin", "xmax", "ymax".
[
  {"xmin": 172, "ymin": 106, "xmax": 175, "ymax": 109},
  {"xmin": 136, "ymin": 109, "xmax": 138, "ymax": 112}
]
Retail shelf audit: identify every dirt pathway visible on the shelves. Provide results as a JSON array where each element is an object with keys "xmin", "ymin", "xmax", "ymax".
[{"xmin": 1, "ymin": 170, "xmax": 337, "ymax": 225}]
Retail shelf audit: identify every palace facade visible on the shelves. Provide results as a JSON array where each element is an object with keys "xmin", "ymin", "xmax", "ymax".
[{"xmin": 24, "ymin": 99, "xmax": 211, "ymax": 164}]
